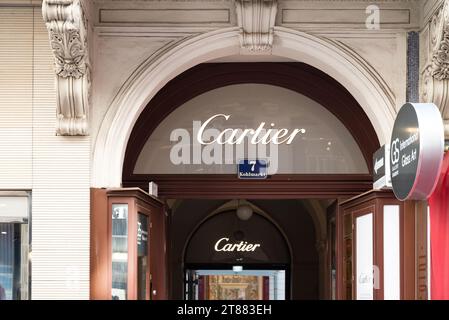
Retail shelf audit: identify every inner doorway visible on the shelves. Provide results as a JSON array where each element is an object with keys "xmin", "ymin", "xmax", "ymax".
[
  {"xmin": 176, "ymin": 200, "xmax": 324, "ymax": 299},
  {"xmin": 185, "ymin": 267, "xmax": 287, "ymax": 300}
]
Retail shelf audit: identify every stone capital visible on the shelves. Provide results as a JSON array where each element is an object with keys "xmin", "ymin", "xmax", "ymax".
[
  {"xmin": 42, "ymin": 0, "xmax": 90, "ymax": 136},
  {"xmin": 421, "ymin": 0, "xmax": 449, "ymax": 138},
  {"xmin": 235, "ymin": 0, "xmax": 277, "ymax": 53}
]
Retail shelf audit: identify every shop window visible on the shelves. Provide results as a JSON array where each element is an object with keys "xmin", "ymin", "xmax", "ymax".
[
  {"xmin": 134, "ymin": 84, "xmax": 368, "ymax": 175},
  {"xmin": 0, "ymin": 192, "xmax": 30, "ymax": 300},
  {"xmin": 104, "ymin": 189, "xmax": 164, "ymax": 300},
  {"xmin": 112, "ymin": 204, "xmax": 128, "ymax": 300}
]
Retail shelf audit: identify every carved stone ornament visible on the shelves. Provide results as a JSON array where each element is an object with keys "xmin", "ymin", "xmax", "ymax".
[
  {"xmin": 421, "ymin": 0, "xmax": 449, "ymax": 137},
  {"xmin": 42, "ymin": 0, "xmax": 90, "ymax": 136},
  {"xmin": 235, "ymin": 0, "xmax": 278, "ymax": 52}
]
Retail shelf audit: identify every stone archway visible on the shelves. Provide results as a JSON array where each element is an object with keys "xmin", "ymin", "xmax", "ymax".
[{"xmin": 92, "ymin": 27, "xmax": 395, "ymax": 188}]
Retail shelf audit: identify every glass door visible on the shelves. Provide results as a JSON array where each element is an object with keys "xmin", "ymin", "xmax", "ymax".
[{"xmin": 185, "ymin": 268, "xmax": 286, "ymax": 300}]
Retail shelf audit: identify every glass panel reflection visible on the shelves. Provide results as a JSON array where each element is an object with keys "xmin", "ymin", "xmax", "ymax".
[
  {"xmin": 137, "ymin": 213, "xmax": 149, "ymax": 300},
  {"xmin": 112, "ymin": 204, "xmax": 128, "ymax": 300},
  {"xmin": 135, "ymin": 84, "xmax": 368, "ymax": 175},
  {"xmin": 356, "ymin": 213, "xmax": 373, "ymax": 300},
  {"xmin": 0, "ymin": 194, "xmax": 29, "ymax": 301},
  {"xmin": 0, "ymin": 223, "xmax": 29, "ymax": 300}
]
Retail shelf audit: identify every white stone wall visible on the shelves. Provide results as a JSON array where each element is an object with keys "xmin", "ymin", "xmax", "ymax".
[
  {"xmin": 0, "ymin": 3, "xmax": 90, "ymax": 299},
  {"xmin": 32, "ymin": 8, "xmax": 90, "ymax": 300},
  {"xmin": 91, "ymin": 0, "xmax": 415, "ymax": 138},
  {"xmin": 0, "ymin": 7, "xmax": 33, "ymax": 189}
]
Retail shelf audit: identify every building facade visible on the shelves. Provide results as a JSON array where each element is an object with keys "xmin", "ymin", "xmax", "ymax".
[{"xmin": 0, "ymin": 0, "xmax": 448, "ymax": 300}]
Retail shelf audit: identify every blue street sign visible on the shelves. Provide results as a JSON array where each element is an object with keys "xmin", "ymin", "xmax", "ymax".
[{"xmin": 238, "ymin": 159, "xmax": 268, "ymax": 179}]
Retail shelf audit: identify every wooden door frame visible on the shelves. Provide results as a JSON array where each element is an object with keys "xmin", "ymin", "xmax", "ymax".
[
  {"xmin": 338, "ymin": 190, "xmax": 422, "ymax": 301},
  {"xmin": 90, "ymin": 188, "xmax": 166, "ymax": 300},
  {"xmin": 123, "ymin": 174, "xmax": 374, "ymax": 199},
  {"xmin": 107, "ymin": 188, "xmax": 167, "ymax": 300}
]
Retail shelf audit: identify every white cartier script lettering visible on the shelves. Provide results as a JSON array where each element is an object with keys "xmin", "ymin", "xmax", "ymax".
[
  {"xmin": 169, "ymin": 114, "xmax": 306, "ymax": 174},
  {"xmin": 197, "ymin": 114, "xmax": 305, "ymax": 145},
  {"xmin": 214, "ymin": 237, "xmax": 261, "ymax": 252}
]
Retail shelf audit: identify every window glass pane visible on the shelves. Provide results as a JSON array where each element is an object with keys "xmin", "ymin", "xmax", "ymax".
[
  {"xmin": 0, "ymin": 195, "xmax": 29, "ymax": 301},
  {"xmin": 135, "ymin": 84, "xmax": 368, "ymax": 175},
  {"xmin": 137, "ymin": 213, "xmax": 149, "ymax": 300},
  {"xmin": 112, "ymin": 204, "xmax": 128, "ymax": 300},
  {"xmin": 383, "ymin": 205, "xmax": 400, "ymax": 300},
  {"xmin": 187, "ymin": 269, "xmax": 286, "ymax": 300},
  {"xmin": 0, "ymin": 223, "xmax": 29, "ymax": 300},
  {"xmin": 356, "ymin": 213, "xmax": 373, "ymax": 300},
  {"xmin": 0, "ymin": 197, "xmax": 28, "ymax": 222}
]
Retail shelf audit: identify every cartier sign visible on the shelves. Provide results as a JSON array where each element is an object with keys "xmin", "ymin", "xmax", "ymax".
[
  {"xmin": 197, "ymin": 114, "xmax": 306, "ymax": 145},
  {"xmin": 170, "ymin": 114, "xmax": 307, "ymax": 174},
  {"xmin": 214, "ymin": 237, "xmax": 261, "ymax": 252}
]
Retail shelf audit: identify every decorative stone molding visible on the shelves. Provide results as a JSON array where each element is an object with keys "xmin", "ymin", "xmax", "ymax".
[
  {"xmin": 421, "ymin": 0, "xmax": 449, "ymax": 137},
  {"xmin": 42, "ymin": 0, "xmax": 90, "ymax": 136},
  {"xmin": 235, "ymin": 0, "xmax": 277, "ymax": 52}
]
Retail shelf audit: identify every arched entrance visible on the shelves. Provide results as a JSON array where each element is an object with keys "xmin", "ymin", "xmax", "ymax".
[
  {"xmin": 90, "ymin": 29, "xmax": 389, "ymax": 300},
  {"xmin": 92, "ymin": 27, "xmax": 392, "ymax": 188},
  {"xmin": 183, "ymin": 207, "xmax": 291, "ymax": 300},
  {"xmin": 113, "ymin": 61, "xmax": 380, "ymax": 300},
  {"xmin": 122, "ymin": 62, "xmax": 379, "ymax": 196}
]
